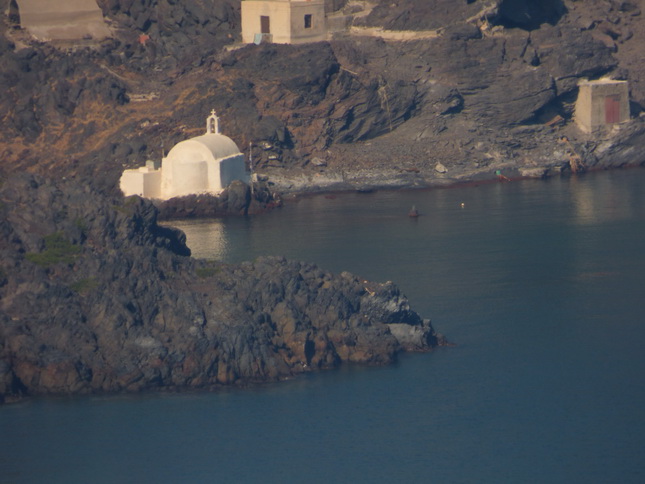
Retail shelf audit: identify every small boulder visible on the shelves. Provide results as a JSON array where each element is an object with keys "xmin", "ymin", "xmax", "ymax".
[{"xmin": 435, "ymin": 162, "xmax": 448, "ymax": 173}]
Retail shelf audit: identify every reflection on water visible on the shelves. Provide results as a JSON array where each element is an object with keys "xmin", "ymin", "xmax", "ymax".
[
  {"xmin": 570, "ymin": 170, "xmax": 645, "ymax": 225},
  {"xmin": 163, "ymin": 170, "xmax": 645, "ymax": 277},
  {"xmin": 160, "ymin": 218, "xmax": 229, "ymax": 260}
]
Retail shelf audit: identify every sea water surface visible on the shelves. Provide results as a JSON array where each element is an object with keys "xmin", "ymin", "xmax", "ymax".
[{"xmin": 2, "ymin": 169, "xmax": 645, "ymax": 483}]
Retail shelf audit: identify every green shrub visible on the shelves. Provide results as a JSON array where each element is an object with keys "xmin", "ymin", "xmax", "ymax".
[
  {"xmin": 74, "ymin": 217, "xmax": 88, "ymax": 234},
  {"xmin": 115, "ymin": 196, "xmax": 139, "ymax": 215},
  {"xmin": 196, "ymin": 265, "xmax": 221, "ymax": 278},
  {"xmin": 25, "ymin": 232, "xmax": 81, "ymax": 267},
  {"xmin": 70, "ymin": 278, "xmax": 98, "ymax": 293}
]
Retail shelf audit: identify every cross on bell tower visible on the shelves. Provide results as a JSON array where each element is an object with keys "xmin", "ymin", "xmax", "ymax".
[{"xmin": 206, "ymin": 110, "xmax": 220, "ymax": 134}]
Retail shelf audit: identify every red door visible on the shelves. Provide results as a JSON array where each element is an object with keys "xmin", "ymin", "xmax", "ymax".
[
  {"xmin": 260, "ymin": 16, "xmax": 270, "ymax": 34},
  {"xmin": 605, "ymin": 95, "xmax": 621, "ymax": 124}
]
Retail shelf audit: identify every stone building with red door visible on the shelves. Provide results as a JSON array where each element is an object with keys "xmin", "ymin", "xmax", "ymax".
[{"xmin": 575, "ymin": 79, "xmax": 630, "ymax": 133}]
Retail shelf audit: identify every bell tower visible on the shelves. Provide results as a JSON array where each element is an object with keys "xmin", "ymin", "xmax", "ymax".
[{"xmin": 206, "ymin": 110, "xmax": 220, "ymax": 134}]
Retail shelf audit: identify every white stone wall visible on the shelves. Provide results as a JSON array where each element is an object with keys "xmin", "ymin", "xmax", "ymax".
[
  {"xmin": 289, "ymin": 1, "xmax": 326, "ymax": 43},
  {"xmin": 15, "ymin": 0, "xmax": 110, "ymax": 41},
  {"xmin": 141, "ymin": 170, "xmax": 162, "ymax": 199},
  {"xmin": 120, "ymin": 168, "xmax": 161, "ymax": 198}
]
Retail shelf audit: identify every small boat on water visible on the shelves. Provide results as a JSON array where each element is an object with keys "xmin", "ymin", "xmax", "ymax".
[{"xmin": 408, "ymin": 205, "xmax": 419, "ymax": 218}]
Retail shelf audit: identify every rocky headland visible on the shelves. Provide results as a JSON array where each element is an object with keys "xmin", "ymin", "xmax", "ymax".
[{"xmin": 0, "ymin": 174, "xmax": 444, "ymax": 403}]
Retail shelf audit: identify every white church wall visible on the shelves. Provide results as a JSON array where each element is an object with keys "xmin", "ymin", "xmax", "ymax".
[
  {"xmin": 169, "ymin": 159, "xmax": 209, "ymax": 198},
  {"xmin": 120, "ymin": 170, "xmax": 144, "ymax": 197},
  {"xmin": 162, "ymin": 140, "xmax": 211, "ymax": 198},
  {"xmin": 219, "ymin": 155, "xmax": 249, "ymax": 188},
  {"xmin": 207, "ymin": 156, "xmax": 222, "ymax": 193},
  {"xmin": 120, "ymin": 167, "xmax": 161, "ymax": 198},
  {"xmin": 141, "ymin": 170, "xmax": 162, "ymax": 198}
]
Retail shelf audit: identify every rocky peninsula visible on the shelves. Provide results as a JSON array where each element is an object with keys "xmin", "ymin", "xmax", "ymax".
[{"xmin": 0, "ymin": 174, "xmax": 444, "ymax": 403}]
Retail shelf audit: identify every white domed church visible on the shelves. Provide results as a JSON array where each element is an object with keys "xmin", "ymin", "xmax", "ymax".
[{"xmin": 120, "ymin": 111, "xmax": 249, "ymax": 200}]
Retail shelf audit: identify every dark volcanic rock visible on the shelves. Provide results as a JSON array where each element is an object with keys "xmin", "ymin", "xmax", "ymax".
[
  {"xmin": 360, "ymin": 0, "xmax": 567, "ymax": 32},
  {"xmin": 496, "ymin": 0, "xmax": 567, "ymax": 30},
  {"xmin": 218, "ymin": 41, "xmax": 420, "ymax": 157},
  {"xmin": 154, "ymin": 180, "xmax": 279, "ymax": 219},
  {"xmin": 531, "ymin": 24, "xmax": 618, "ymax": 94},
  {"xmin": 0, "ymin": 39, "xmax": 129, "ymax": 143},
  {"xmin": 96, "ymin": 0, "xmax": 239, "ymax": 66},
  {"xmin": 357, "ymin": 0, "xmax": 487, "ymax": 31},
  {"xmin": 0, "ymin": 174, "xmax": 443, "ymax": 403}
]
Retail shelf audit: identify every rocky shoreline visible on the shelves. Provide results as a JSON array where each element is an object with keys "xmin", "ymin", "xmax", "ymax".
[
  {"xmin": 153, "ymin": 112, "xmax": 645, "ymax": 218},
  {"xmin": 0, "ymin": 174, "xmax": 446, "ymax": 404},
  {"xmin": 259, "ymin": 111, "xmax": 645, "ymax": 196}
]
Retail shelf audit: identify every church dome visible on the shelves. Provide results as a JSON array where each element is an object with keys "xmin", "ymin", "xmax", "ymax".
[
  {"xmin": 165, "ymin": 110, "xmax": 243, "ymax": 163},
  {"xmin": 166, "ymin": 133, "xmax": 242, "ymax": 163}
]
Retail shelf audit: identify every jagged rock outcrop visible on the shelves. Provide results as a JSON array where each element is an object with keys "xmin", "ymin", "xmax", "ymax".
[
  {"xmin": 354, "ymin": 0, "xmax": 488, "ymax": 31},
  {"xmin": 154, "ymin": 179, "xmax": 280, "ymax": 219},
  {"xmin": 0, "ymin": 173, "xmax": 444, "ymax": 403},
  {"xmin": 218, "ymin": 42, "xmax": 419, "ymax": 152},
  {"xmin": 356, "ymin": 0, "xmax": 567, "ymax": 31}
]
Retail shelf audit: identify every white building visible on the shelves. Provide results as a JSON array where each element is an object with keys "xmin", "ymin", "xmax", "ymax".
[
  {"xmin": 120, "ymin": 111, "xmax": 249, "ymax": 200},
  {"xmin": 11, "ymin": 0, "xmax": 110, "ymax": 41},
  {"xmin": 241, "ymin": 0, "xmax": 327, "ymax": 44}
]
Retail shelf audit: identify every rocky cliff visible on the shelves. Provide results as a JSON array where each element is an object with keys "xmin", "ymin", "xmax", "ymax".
[
  {"xmin": 1, "ymin": 0, "xmax": 644, "ymax": 196},
  {"xmin": 0, "ymin": 174, "xmax": 443, "ymax": 403}
]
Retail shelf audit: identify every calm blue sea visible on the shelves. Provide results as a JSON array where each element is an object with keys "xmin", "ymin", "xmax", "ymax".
[{"xmin": 2, "ymin": 169, "xmax": 645, "ymax": 483}]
